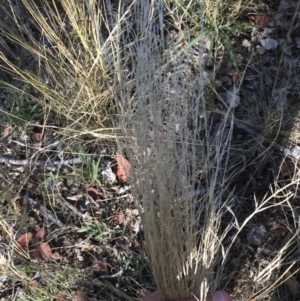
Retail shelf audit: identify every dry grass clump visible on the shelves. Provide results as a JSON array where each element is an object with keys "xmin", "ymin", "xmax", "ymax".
[
  {"xmin": 0, "ymin": 0, "xmax": 119, "ymax": 133},
  {"xmin": 116, "ymin": 2, "xmax": 236, "ymax": 300},
  {"xmin": 115, "ymin": 1, "xmax": 300, "ymax": 300}
]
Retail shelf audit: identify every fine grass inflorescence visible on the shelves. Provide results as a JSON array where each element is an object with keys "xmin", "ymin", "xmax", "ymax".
[{"xmin": 117, "ymin": 1, "xmax": 235, "ymax": 300}]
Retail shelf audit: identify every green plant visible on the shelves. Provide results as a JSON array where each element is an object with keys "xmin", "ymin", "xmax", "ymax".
[
  {"xmin": 76, "ymin": 144, "xmax": 102, "ymax": 184},
  {"xmin": 167, "ymin": 0, "xmax": 253, "ymax": 72},
  {"xmin": 77, "ymin": 221, "xmax": 121, "ymax": 241},
  {"xmin": 121, "ymin": 251, "xmax": 147, "ymax": 279}
]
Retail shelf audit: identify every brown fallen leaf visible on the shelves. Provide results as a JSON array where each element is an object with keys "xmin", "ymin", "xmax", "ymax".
[
  {"xmin": 0, "ymin": 125, "xmax": 13, "ymax": 137},
  {"xmin": 38, "ymin": 242, "xmax": 53, "ymax": 260},
  {"xmin": 35, "ymin": 225, "xmax": 47, "ymax": 239},
  {"xmin": 112, "ymin": 211, "xmax": 125, "ymax": 225},
  {"xmin": 87, "ymin": 186, "xmax": 99, "ymax": 200},
  {"xmin": 17, "ymin": 232, "xmax": 33, "ymax": 249},
  {"xmin": 51, "ymin": 252, "xmax": 61, "ymax": 260},
  {"xmin": 113, "ymin": 154, "xmax": 131, "ymax": 183},
  {"xmin": 248, "ymin": 13, "xmax": 271, "ymax": 26}
]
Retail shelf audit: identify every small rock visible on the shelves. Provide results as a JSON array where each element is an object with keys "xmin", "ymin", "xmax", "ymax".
[
  {"xmin": 101, "ymin": 161, "xmax": 116, "ymax": 183},
  {"xmin": 247, "ymin": 225, "xmax": 269, "ymax": 245},
  {"xmin": 242, "ymin": 39, "xmax": 251, "ymax": 48},
  {"xmin": 261, "ymin": 38, "xmax": 278, "ymax": 51},
  {"xmin": 131, "ymin": 209, "xmax": 139, "ymax": 216}
]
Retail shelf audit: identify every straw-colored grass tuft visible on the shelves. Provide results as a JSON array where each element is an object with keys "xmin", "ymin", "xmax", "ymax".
[{"xmin": 117, "ymin": 1, "xmax": 234, "ymax": 300}]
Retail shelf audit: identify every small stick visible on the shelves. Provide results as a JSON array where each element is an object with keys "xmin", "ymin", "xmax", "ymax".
[
  {"xmin": 21, "ymin": 194, "xmax": 64, "ymax": 227},
  {"xmin": 82, "ymin": 279, "xmax": 136, "ymax": 301},
  {"xmin": 0, "ymin": 155, "xmax": 84, "ymax": 166}
]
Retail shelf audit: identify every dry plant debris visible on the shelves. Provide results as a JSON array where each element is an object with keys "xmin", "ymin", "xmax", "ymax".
[{"xmin": 113, "ymin": 154, "xmax": 132, "ymax": 183}]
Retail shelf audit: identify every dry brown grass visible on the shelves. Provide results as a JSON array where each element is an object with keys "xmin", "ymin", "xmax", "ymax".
[
  {"xmin": 0, "ymin": 0, "xmax": 117, "ymax": 133},
  {"xmin": 116, "ymin": 2, "xmax": 236, "ymax": 300},
  {"xmin": 116, "ymin": 1, "xmax": 300, "ymax": 301}
]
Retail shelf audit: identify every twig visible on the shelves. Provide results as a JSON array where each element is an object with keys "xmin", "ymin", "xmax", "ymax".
[
  {"xmin": 21, "ymin": 193, "xmax": 64, "ymax": 227},
  {"xmin": 235, "ymin": 119, "xmax": 300, "ymax": 160},
  {"xmin": 0, "ymin": 154, "xmax": 84, "ymax": 166},
  {"xmin": 209, "ymin": 110, "xmax": 300, "ymax": 161},
  {"xmin": 62, "ymin": 201, "xmax": 92, "ymax": 223},
  {"xmin": 98, "ymin": 268, "xmax": 125, "ymax": 279},
  {"xmin": 83, "ymin": 279, "xmax": 136, "ymax": 301}
]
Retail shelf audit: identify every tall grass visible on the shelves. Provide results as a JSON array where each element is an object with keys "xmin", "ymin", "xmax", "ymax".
[
  {"xmin": 0, "ymin": 0, "xmax": 117, "ymax": 134},
  {"xmin": 116, "ymin": 1, "xmax": 300, "ymax": 300},
  {"xmin": 116, "ymin": 1, "xmax": 236, "ymax": 300}
]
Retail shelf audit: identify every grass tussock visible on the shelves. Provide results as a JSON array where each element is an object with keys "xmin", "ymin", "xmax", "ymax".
[
  {"xmin": 117, "ymin": 1, "xmax": 236, "ymax": 300},
  {"xmin": 0, "ymin": 0, "xmax": 117, "ymax": 132}
]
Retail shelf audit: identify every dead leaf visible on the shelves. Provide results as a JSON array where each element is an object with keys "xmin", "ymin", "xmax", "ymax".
[
  {"xmin": 285, "ymin": 272, "xmax": 300, "ymax": 295},
  {"xmin": 93, "ymin": 260, "xmax": 108, "ymax": 273},
  {"xmin": 35, "ymin": 225, "xmax": 47, "ymax": 239},
  {"xmin": 38, "ymin": 242, "xmax": 53, "ymax": 260},
  {"xmin": 0, "ymin": 126, "xmax": 13, "ymax": 137},
  {"xmin": 113, "ymin": 154, "xmax": 131, "ymax": 183},
  {"xmin": 17, "ymin": 232, "xmax": 33, "ymax": 249},
  {"xmin": 248, "ymin": 13, "xmax": 271, "ymax": 26},
  {"xmin": 31, "ymin": 132, "xmax": 43, "ymax": 143},
  {"xmin": 87, "ymin": 186, "xmax": 99, "ymax": 200},
  {"xmin": 29, "ymin": 250, "xmax": 41, "ymax": 260},
  {"xmin": 71, "ymin": 290, "xmax": 90, "ymax": 301},
  {"xmin": 51, "ymin": 252, "xmax": 61, "ymax": 260},
  {"xmin": 112, "ymin": 211, "xmax": 125, "ymax": 225}
]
